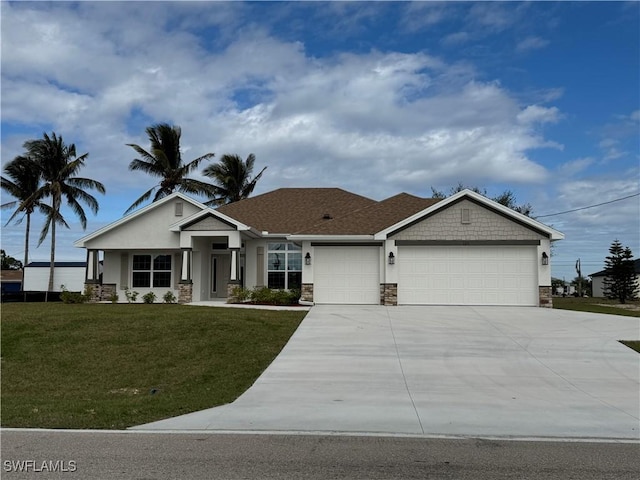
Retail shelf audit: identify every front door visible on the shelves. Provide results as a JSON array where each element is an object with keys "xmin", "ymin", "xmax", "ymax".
[{"xmin": 210, "ymin": 254, "xmax": 231, "ymax": 299}]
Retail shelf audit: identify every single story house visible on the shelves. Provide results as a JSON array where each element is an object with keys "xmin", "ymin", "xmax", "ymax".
[
  {"xmin": 74, "ymin": 188, "xmax": 564, "ymax": 306},
  {"xmin": 590, "ymin": 259, "xmax": 640, "ymax": 298},
  {"xmin": 1, "ymin": 269, "xmax": 23, "ymax": 294},
  {"xmin": 23, "ymin": 261, "xmax": 87, "ymax": 292}
]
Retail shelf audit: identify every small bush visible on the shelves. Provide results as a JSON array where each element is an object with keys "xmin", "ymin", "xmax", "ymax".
[
  {"xmin": 228, "ymin": 286, "xmax": 250, "ymax": 303},
  {"xmin": 123, "ymin": 287, "xmax": 139, "ymax": 303},
  {"xmin": 250, "ymin": 287, "xmax": 274, "ymax": 304},
  {"xmin": 142, "ymin": 292, "xmax": 157, "ymax": 304},
  {"xmin": 163, "ymin": 291, "xmax": 177, "ymax": 304},
  {"xmin": 60, "ymin": 285, "xmax": 87, "ymax": 304},
  {"xmin": 108, "ymin": 292, "xmax": 119, "ymax": 303}
]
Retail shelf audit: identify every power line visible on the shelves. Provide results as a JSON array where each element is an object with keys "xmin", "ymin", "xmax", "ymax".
[{"xmin": 536, "ymin": 192, "xmax": 640, "ymax": 218}]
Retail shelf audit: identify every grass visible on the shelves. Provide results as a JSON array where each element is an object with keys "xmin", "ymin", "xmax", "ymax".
[
  {"xmin": 553, "ymin": 296, "xmax": 640, "ymax": 318},
  {"xmin": 1, "ymin": 303, "xmax": 306, "ymax": 429}
]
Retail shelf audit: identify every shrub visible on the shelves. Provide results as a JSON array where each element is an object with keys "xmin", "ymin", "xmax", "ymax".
[
  {"xmin": 250, "ymin": 286, "xmax": 274, "ymax": 304},
  {"xmin": 60, "ymin": 285, "xmax": 87, "ymax": 304},
  {"xmin": 163, "ymin": 291, "xmax": 177, "ymax": 304},
  {"xmin": 228, "ymin": 286, "xmax": 250, "ymax": 303},
  {"xmin": 108, "ymin": 292, "xmax": 119, "ymax": 303},
  {"xmin": 123, "ymin": 287, "xmax": 139, "ymax": 303},
  {"xmin": 142, "ymin": 292, "xmax": 157, "ymax": 304}
]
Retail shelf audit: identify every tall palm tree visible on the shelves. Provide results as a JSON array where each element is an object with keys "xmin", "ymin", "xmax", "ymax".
[
  {"xmin": 125, "ymin": 123, "xmax": 216, "ymax": 213},
  {"xmin": 1, "ymin": 155, "xmax": 49, "ymax": 267},
  {"xmin": 202, "ymin": 153, "xmax": 267, "ymax": 205},
  {"xmin": 25, "ymin": 132, "xmax": 105, "ymax": 295}
]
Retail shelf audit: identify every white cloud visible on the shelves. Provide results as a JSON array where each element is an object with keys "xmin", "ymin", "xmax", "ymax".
[
  {"xmin": 517, "ymin": 105, "xmax": 560, "ymax": 125},
  {"xmin": 516, "ymin": 36, "xmax": 550, "ymax": 53}
]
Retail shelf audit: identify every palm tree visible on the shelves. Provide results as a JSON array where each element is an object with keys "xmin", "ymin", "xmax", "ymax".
[
  {"xmin": 202, "ymin": 153, "xmax": 267, "ymax": 205},
  {"xmin": 1, "ymin": 155, "xmax": 49, "ymax": 267},
  {"xmin": 125, "ymin": 123, "xmax": 216, "ymax": 213},
  {"xmin": 25, "ymin": 132, "xmax": 105, "ymax": 295}
]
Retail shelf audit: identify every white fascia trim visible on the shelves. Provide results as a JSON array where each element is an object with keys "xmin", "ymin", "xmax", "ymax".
[
  {"xmin": 168, "ymin": 208, "xmax": 253, "ymax": 232},
  {"xmin": 74, "ymin": 192, "xmax": 207, "ymax": 248},
  {"xmin": 374, "ymin": 189, "xmax": 565, "ymax": 241},
  {"xmin": 286, "ymin": 234, "xmax": 376, "ymax": 242}
]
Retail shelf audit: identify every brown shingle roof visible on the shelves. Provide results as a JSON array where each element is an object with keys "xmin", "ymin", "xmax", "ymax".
[
  {"xmin": 295, "ymin": 193, "xmax": 441, "ymax": 235},
  {"xmin": 216, "ymin": 188, "xmax": 441, "ymax": 235},
  {"xmin": 216, "ymin": 188, "xmax": 376, "ymax": 234}
]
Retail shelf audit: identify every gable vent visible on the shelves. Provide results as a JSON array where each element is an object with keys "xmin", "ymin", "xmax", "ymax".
[
  {"xmin": 175, "ymin": 202, "xmax": 183, "ymax": 216},
  {"xmin": 461, "ymin": 208, "xmax": 471, "ymax": 224}
]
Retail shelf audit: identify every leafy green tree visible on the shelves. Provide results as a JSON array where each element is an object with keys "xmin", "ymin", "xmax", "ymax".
[
  {"xmin": 24, "ymin": 132, "xmax": 105, "ymax": 295},
  {"xmin": 202, "ymin": 153, "xmax": 267, "ymax": 206},
  {"xmin": 430, "ymin": 183, "xmax": 533, "ymax": 216},
  {"xmin": 126, "ymin": 124, "xmax": 216, "ymax": 213},
  {"xmin": 602, "ymin": 240, "xmax": 638, "ymax": 304},
  {"xmin": 1, "ymin": 155, "xmax": 52, "ymax": 266},
  {"xmin": 1, "ymin": 250, "xmax": 23, "ymax": 270}
]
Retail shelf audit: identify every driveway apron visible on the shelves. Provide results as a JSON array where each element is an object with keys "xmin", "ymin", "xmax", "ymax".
[{"xmin": 133, "ymin": 306, "xmax": 640, "ymax": 439}]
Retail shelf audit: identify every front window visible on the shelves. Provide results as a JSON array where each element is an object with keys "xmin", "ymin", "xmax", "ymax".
[
  {"xmin": 267, "ymin": 243, "xmax": 301, "ymax": 290},
  {"xmin": 132, "ymin": 254, "xmax": 172, "ymax": 288}
]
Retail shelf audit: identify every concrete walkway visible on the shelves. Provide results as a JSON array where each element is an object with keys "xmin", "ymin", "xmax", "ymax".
[{"xmin": 133, "ymin": 306, "xmax": 640, "ymax": 439}]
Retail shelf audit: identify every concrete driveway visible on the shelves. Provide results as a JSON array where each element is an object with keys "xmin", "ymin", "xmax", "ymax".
[{"xmin": 134, "ymin": 306, "xmax": 640, "ymax": 440}]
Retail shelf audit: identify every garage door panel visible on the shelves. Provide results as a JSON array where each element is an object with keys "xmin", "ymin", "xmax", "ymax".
[
  {"xmin": 314, "ymin": 247, "xmax": 380, "ymax": 304},
  {"xmin": 398, "ymin": 246, "xmax": 537, "ymax": 306}
]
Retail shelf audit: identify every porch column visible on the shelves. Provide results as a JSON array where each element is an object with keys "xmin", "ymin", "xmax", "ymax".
[
  {"xmin": 178, "ymin": 248, "xmax": 193, "ymax": 304},
  {"xmin": 180, "ymin": 248, "xmax": 192, "ymax": 284},
  {"xmin": 230, "ymin": 248, "xmax": 239, "ymax": 282},
  {"xmin": 85, "ymin": 249, "xmax": 100, "ymax": 284}
]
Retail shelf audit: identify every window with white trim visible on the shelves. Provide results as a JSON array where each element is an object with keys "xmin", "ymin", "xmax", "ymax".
[
  {"xmin": 132, "ymin": 254, "xmax": 172, "ymax": 288},
  {"xmin": 267, "ymin": 243, "xmax": 301, "ymax": 290}
]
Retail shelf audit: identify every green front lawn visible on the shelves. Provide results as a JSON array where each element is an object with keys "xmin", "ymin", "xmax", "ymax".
[
  {"xmin": 553, "ymin": 297, "xmax": 640, "ymax": 318},
  {"xmin": 1, "ymin": 303, "xmax": 306, "ymax": 429}
]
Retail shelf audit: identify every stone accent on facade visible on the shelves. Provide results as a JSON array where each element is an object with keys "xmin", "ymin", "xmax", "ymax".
[
  {"xmin": 301, "ymin": 283, "xmax": 314, "ymax": 303},
  {"xmin": 84, "ymin": 283, "xmax": 117, "ymax": 303},
  {"xmin": 391, "ymin": 198, "xmax": 545, "ymax": 242},
  {"xmin": 226, "ymin": 282, "xmax": 241, "ymax": 301},
  {"xmin": 539, "ymin": 286, "xmax": 552, "ymax": 308},
  {"xmin": 380, "ymin": 283, "xmax": 398, "ymax": 306},
  {"xmin": 178, "ymin": 282, "xmax": 193, "ymax": 304}
]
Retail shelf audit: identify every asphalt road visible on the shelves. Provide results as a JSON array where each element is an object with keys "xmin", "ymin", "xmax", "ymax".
[{"xmin": 2, "ymin": 430, "xmax": 639, "ymax": 479}]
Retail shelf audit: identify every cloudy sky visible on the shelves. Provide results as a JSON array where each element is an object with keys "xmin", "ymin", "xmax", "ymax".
[{"xmin": 1, "ymin": 1, "xmax": 638, "ymax": 283}]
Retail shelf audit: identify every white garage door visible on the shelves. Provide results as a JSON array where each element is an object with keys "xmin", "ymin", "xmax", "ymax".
[
  {"xmin": 398, "ymin": 246, "xmax": 538, "ymax": 306},
  {"xmin": 314, "ymin": 246, "xmax": 380, "ymax": 304}
]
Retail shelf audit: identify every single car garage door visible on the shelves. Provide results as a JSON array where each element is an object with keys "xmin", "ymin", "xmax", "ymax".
[
  {"xmin": 314, "ymin": 246, "xmax": 380, "ymax": 304},
  {"xmin": 398, "ymin": 245, "xmax": 538, "ymax": 306}
]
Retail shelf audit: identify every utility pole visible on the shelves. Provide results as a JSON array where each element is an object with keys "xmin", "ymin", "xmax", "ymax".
[{"xmin": 575, "ymin": 259, "xmax": 582, "ymax": 297}]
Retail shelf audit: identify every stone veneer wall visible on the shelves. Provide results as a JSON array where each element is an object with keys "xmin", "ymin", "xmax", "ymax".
[
  {"xmin": 380, "ymin": 283, "xmax": 398, "ymax": 306},
  {"xmin": 539, "ymin": 286, "xmax": 552, "ymax": 308},
  {"xmin": 301, "ymin": 283, "xmax": 314, "ymax": 303},
  {"xmin": 178, "ymin": 283, "xmax": 193, "ymax": 304},
  {"xmin": 84, "ymin": 283, "xmax": 116, "ymax": 303}
]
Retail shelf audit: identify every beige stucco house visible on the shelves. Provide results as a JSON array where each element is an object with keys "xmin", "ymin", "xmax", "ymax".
[{"xmin": 74, "ymin": 188, "xmax": 564, "ymax": 306}]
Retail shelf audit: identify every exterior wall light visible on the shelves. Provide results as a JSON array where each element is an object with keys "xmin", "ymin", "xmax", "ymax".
[
  {"xmin": 388, "ymin": 252, "xmax": 395, "ymax": 265},
  {"xmin": 541, "ymin": 252, "xmax": 549, "ymax": 266},
  {"xmin": 305, "ymin": 252, "xmax": 311, "ymax": 265}
]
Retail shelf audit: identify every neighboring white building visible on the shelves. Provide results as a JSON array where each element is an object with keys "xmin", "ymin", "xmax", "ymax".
[
  {"xmin": 74, "ymin": 188, "xmax": 564, "ymax": 306},
  {"xmin": 23, "ymin": 262, "xmax": 87, "ymax": 292},
  {"xmin": 590, "ymin": 259, "xmax": 640, "ymax": 298}
]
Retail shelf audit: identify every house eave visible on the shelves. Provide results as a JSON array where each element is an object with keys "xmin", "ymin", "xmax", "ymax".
[{"xmin": 286, "ymin": 234, "xmax": 376, "ymax": 242}]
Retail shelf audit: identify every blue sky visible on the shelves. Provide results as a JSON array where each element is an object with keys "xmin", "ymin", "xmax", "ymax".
[{"xmin": 1, "ymin": 1, "xmax": 639, "ymax": 283}]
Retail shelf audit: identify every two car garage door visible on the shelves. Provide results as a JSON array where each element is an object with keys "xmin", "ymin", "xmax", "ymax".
[
  {"xmin": 397, "ymin": 245, "xmax": 538, "ymax": 306},
  {"xmin": 313, "ymin": 245, "xmax": 538, "ymax": 306}
]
